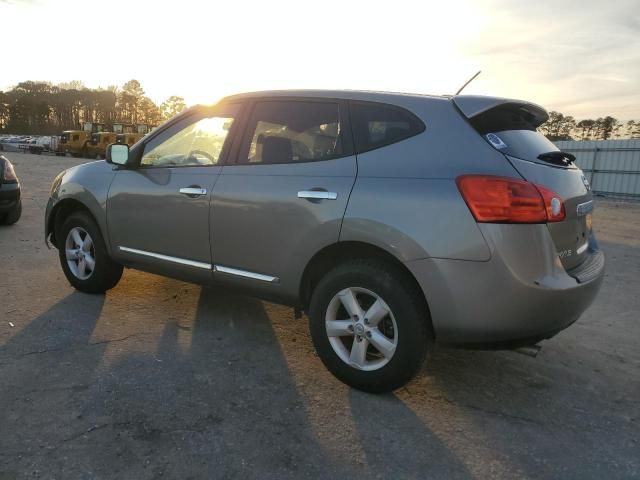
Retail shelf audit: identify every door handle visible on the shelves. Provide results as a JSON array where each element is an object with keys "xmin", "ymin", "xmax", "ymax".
[
  {"xmin": 298, "ymin": 190, "xmax": 338, "ymax": 200},
  {"xmin": 179, "ymin": 187, "xmax": 207, "ymax": 197}
]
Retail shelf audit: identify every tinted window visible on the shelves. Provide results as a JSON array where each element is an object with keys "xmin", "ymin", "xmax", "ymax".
[
  {"xmin": 483, "ymin": 129, "xmax": 561, "ymax": 163},
  {"xmin": 241, "ymin": 101, "xmax": 345, "ymax": 164},
  {"xmin": 468, "ymin": 104, "xmax": 564, "ymax": 165},
  {"xmin": 350, "ymin": 102, "xmax": 425, "ymax": 153}
]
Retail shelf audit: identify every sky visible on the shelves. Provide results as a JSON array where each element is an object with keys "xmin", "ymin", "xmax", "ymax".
[{"xmin": 1, "ymin": 0, "xmax": 639, "ymax": 120}]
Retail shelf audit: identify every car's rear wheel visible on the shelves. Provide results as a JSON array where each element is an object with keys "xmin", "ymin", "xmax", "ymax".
[
  {"xmin": 57, "ymin": 211, "xmax": 123, "ymax": 293},
  {"xmin": 0, "ymin": 199, "xmax": 21, "ymax": 225},
  {"xmin": 309, "ymin": 259, "xmax": 432, "ymax": 393}
]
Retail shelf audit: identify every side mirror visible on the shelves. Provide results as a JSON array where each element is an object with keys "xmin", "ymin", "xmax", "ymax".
[{"xmin": 106, "ymin": 143, "xmax": 129, "ymax": 166}]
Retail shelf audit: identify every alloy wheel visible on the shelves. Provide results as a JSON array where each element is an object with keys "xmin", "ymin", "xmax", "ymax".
[
  {"xmin": 65, "ymin": 226, "xmax": 96, "ymax": 280},
  {"xmin": 325, "ymin": 287, "xmax": 398, "ymax": 371}
]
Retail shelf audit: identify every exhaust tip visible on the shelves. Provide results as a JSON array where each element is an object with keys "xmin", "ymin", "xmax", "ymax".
[{"xmin": 513, "ymin": 344, "xmax": 542, "ymax": 358}]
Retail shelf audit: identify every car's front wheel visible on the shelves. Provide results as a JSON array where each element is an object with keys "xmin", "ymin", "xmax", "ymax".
[
  {"xmin": 57, "ymin": 211, "xmax": 123, "ymax": 293},
  {"xmin": 309, "ymin": 259, "xmax": 432, "ymax": 393}
]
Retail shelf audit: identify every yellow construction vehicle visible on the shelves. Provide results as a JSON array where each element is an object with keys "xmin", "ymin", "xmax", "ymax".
[
  {"xmin": 114, "ymin": 123, "xmax": 153, "ymax": 147},
  {"xmin": 86, "ymin": 131, "xmax": 118, "ymax": 159},
  {"xmin": 56, "ymin": 122, "xmax": 106, "ymax": 157}
]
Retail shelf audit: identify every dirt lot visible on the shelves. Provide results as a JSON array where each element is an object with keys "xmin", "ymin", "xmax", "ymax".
[{"xmin": 1, "ymin": 153, "xmax": 638, "ymax": 479}]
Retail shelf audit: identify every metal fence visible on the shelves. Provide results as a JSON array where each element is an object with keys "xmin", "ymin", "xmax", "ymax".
[{"xmin": 555, "ymin": 139, "xmax": 640, "ymax": 200}]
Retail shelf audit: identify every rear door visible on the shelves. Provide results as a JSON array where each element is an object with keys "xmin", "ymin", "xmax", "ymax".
[
  {"xmin": 455, "ymin": 98, "xmax": 594, "ymax": 271},
  {"xmin": 210, "ymin": 98, "xmax": 357, "ymax": 299}
]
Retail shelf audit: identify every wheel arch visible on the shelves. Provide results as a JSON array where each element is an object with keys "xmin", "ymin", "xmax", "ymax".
[
  {"xmin": 48, "ymin": 198, "xmax": 103, "ymax": 250},
  {"xmin": 299, "ymin": 241, "xmax": 432, "ymax": 328}
]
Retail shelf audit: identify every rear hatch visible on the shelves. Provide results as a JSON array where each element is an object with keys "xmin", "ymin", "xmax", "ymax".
[{"xmin": 454, "ymin": 96, "xmax": 595, "ymax": 272}]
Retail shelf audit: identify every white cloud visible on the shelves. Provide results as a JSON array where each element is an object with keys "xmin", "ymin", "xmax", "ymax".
[{"xmin": 460, "ymin": 0, "xmax": 640, "ymax": 119}]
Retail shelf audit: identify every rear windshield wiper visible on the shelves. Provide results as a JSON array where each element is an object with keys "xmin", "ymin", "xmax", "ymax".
[{"xmin": 538, "ymin": 151, "xmax": 576, "ymax": 166}]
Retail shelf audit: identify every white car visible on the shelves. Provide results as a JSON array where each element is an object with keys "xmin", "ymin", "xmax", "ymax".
[{"xmin": 0, "ymin": 137, "xmax": 22, "ymax": 152}]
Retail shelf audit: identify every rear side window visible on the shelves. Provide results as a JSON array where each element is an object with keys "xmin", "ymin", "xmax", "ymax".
[
  {"xmin": 350, "ymin": 101, "xmax": 425, "ymax": 154},
  {"xmin": 240, "ymin": 101, "xmax": 347, "ymax": 164}
]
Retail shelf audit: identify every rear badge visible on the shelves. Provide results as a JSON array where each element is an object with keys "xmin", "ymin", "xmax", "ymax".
[
  {"xmin": 486, "ymin": 133, "xmax": 508, "ymax": 150},
  {"xmin": 558, "ymin": 249, "xmax": 573, "ymax": 259}
]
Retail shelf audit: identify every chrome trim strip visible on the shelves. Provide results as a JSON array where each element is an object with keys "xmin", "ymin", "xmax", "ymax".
[
  {"xmin": 214, "ymin": 265, "xmax": 279, "ymax": 283},
  {"xmin": 119, "ymin": 246, "xmax": 211, "ymax": 270},
  {"xmin": 298, "ymin": 190, "xmax": 338, "ymax": 200},
  {"xmin": 576, "ymin": 241, "xmax": 589, "ymax": 255},
  {"xmin": 576, "ymin": 200, "xmax": 594, "ymax": 216}
]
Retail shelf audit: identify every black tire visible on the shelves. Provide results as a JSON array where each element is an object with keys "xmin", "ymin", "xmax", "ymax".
[
  {"xmin": 56, "ymin": 211, "xmax": 123, "ymax": 293},
  {"xmin": 309, "ymin": 259, "xmax": 432, "ymax": 393},
  {"xmin": 2, "ymin": 199, "xmax": 22, "ymax": 225}
]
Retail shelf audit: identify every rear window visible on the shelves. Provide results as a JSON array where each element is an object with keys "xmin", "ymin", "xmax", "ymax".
[
  {"xmin": 469, "ymin": 103, "xmax": 562, "ymax": 164},
  {"xmin": 350, "ymin": 101, "xmax": 425, "ymax": 154},
  {"xmin": 484, "ymin": 129, "xmax": 560, "ymax": 163}
]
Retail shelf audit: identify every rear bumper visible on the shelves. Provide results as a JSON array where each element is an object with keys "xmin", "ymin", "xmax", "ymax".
[
  {"xmin": 405, "ymin": 223, "xmax": 605, "ymax": 347},
  {"xmin": 0, "ymin": 182, "xmax": 20, "ymax": 213}
]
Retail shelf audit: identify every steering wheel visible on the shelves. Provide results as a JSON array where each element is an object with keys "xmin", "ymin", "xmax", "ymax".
[{"xmin": 187, "ymin": 149, "xmax": 215, "ymax": 164}]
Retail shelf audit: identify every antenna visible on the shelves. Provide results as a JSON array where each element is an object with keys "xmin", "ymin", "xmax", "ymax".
[{"xmin": 455, "ymin": 70, "xmax": 481, "ymax": 95}]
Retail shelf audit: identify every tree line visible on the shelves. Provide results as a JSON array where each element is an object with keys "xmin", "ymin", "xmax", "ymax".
[
  {"xmin": 2, "ymin": 80, "xmax": 640, "ymax": 142},
  {"xmin": 539, "ymin": 111, "xmax": 640, "ymax": 141},
  {"xmin": 0, "ymin": 80, "xmax": 187, "ymax": 135}
]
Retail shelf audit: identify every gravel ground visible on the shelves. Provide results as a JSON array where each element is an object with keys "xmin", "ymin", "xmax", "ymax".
[{"xmin": 0, "ymin": 153, "xmax": 638, "ymax": 479}]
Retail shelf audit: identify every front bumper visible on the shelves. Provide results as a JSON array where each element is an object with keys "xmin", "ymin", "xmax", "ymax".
[
  {"xmin": 0, "ymin": 182, "xmax": 20, "ymax": 213},
  {"xmin": 405, "ymin": 223, "xmax": 605, "ymax": 347},
  {"xmin": 45, "ymin": 197, "xmax": 55, "ymax": 245}
]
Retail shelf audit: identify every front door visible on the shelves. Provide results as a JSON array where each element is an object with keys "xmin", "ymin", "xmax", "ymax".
[
  {"xmin": 107, "ymin": 103, "xmax": 241, "ymax": 283},
  {"xmin": 210, "ymin": 99, "xmax": 357, "ymax": 298}
]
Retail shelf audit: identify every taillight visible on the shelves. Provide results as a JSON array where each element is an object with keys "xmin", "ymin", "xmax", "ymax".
[
  {"xmin": 2, "ymin": 159, "xmax": 18, "ymax": 183},
  {"xmin": 456, "ymin": 175, "xmax": 565, "ymax": 224}
]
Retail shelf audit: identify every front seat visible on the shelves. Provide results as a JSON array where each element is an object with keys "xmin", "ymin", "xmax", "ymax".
[{"xmin": 262, "ymin": 136, "xmax": 293, "ymax": 163}]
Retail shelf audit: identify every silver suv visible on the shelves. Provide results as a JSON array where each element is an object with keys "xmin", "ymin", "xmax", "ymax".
[{"xmin": 45, "ymin": 90, "xmax": 604, "ymax": 392}]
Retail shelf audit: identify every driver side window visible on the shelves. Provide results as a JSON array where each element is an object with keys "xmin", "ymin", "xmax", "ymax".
[{"xmin": 141, "ymin": 105, "xmax": 239, "ymax": 167}]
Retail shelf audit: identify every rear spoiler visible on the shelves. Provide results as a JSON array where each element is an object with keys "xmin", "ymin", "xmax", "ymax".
[{"xmin": 453, "ymin": 95, "xmax": 549, "ymax": 133}]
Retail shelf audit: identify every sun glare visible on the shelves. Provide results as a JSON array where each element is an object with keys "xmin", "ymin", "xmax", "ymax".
[{"xmin": 1, "ymin": 0, "xmax": 638, "ymax": 118}]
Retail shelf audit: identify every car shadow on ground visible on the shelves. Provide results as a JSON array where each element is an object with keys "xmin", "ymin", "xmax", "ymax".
[
  {"xmin": 0, "ymin": 285, "xmax": 469, "ymax": 479},
  {"xmin": 1, "ymin": 255, "xmax": 637, "ymax": 479}
]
